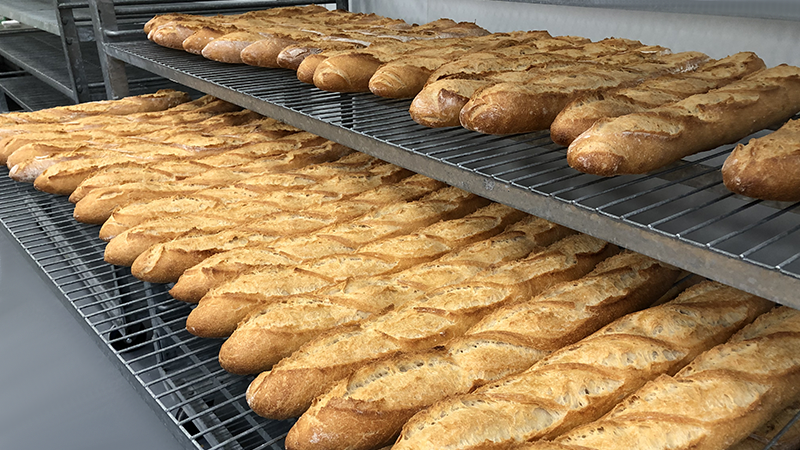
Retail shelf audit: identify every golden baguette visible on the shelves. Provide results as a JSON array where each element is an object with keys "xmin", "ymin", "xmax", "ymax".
[
  {"xmin": 286, "ymin": 252, "xmax": 681, "ymax": 450},
  {"xmin": 459, "ymin": 51, "xmax": 710, "ymax": 135},
  {"xmin": 103, "ymin": 156, "xmax": 408, "ymax": 266},
  {"xmin": 169, "ymin": 174, "xmax": 444, "ymax": 303},
  {"xmin": 522, "ymin": 305, "xmax": 800, "ymax": 450},
  {"xmin": 393, "ymin": 281, "xmax": 773, "ymax": 450},
  {"xmin": 73, "ymin": 135, "xmax": 341, "ymax": 224},
  {"xmin": 550, "ymin": 51, "xmax": 766, "ymax": 146},
  {"xmin": 93, "ymin": 142, "xmax": 354, "ymax": 236},
  {"xmin": 179, "ymin": 207, "xmax": 564, "ymax": 330},
  {"xmin": 567, "ymin": 64, "xmax": 800, "ymax": 176},
  {"xmin": 310, "ymin": 24, "xmax": 492, "ymax": 93},
  {"xmin": 246, "ymin": 234, "xmax": 616, "ymax": 419},
  {"xmin": 178, "ymin": 8, "xmax": 348, "ymax": 54},
  {"xmin": 218, "ymin": 203, "xmax": 531, "ymax": 373},
  {"xmin": 198, "ymin": 11, "xmax": 408, "ymax": 65},
  {"xmin": 131, "ymin": 177, "xmax": 465, "ymax": 285},
  {"xmin": 409, "ymin": 40, "xmax": 667, "ymax": 128},
  {"xmin": 722, "ymin": 118, "xmax": 800, "ymax": 201},
  {"xmin": 146, "ymin": 6, "xmax": 329, "ymax": 49},
  {"xmin": 0, "ymin": 89, "xmax": 189, "ymax": 127},
  {"xmin": 366, "ymin": 31, "xmax": 552, "ymax": 99},
  {"xmin": 148, "ymin": 184, "xmax": 483, "ymax": 287}
]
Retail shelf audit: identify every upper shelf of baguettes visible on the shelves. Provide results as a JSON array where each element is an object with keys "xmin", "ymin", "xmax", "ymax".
[{"xmin": 100, "ymin": 6, "xmax": 800, "ymax": 309}]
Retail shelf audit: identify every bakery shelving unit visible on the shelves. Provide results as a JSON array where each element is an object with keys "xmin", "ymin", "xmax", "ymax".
[
  {"xmin": 0, "ymin": 0, "xmax": 188, "ymax": 111},
  {"xmin": 92, "ymin": 9, "xmax": 800, "ymax": 309},
  {"xmin": 1, "ymin": 0, "xmax": 799, "ymax": 449}
]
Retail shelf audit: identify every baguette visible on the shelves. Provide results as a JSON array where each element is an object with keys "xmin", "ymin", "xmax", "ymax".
[
  {"xmin": 285, "ymin": 252, "xmax": 681, "ymax": 450},
  {"xmin": 311, "ymin": 23, "xmax": 491, "ymax": 93},
  {"xmin": 524, "ymin": 305, "xmax": 800, "ymax": 450},
  {"xmin": 550, "ymin": 51, "xmax": 766, "ymax": 146},
  {"xmin": 567, "ymin": 64, "xmax": 800, "ymax": 176},
  {"xmin": 408, "ymin": 39, "xmax": 663, "ymax": 128},
  {"xmin": 722, "ymin": 118, "xmax": 800, "ymax": 201},
  {"xmin": 246, "ymin": 233, "xmax": 616, "ymax": 419},
  {"xmin": 73, "ymin": 135, "xmax": 341, "ymax": 224},
  {"xmin": 131, "ymin": 177, "xmax": 467, "ymax": 285},
  {"xmin": 0, "ymin": 89, "xmax": 189, "ymax": 127},
  {"xmin": 218, "ymin": 203, "xmax": 530, "ymax": 373},
  {"xmin": 367, "ymin": 31, "xmax": 552, "ymax": 99},
  {"xmin": 94, "ymin": 141, "xmax": 351, "ymax": 237},
  {"xmin": 104, "ymin": 156, "xmax": 407, "ymax": 267},
  {"xmin": 459, "ymin": 51, "xmax": 709, "ymax": 135},
  {"xmin": 392, "ymin": 281, "xmax": 773, "ymax": 450},
  {"xmin": 191, "ymin": 214, "xmax": 571, "ymax": 336},
  {"xmin": 173, "ymin": 184, "xmax": 486, "ymax": 311},
  {"xmin": 171, "ymin": 174, "xmax": 446, "ymax": 303}
]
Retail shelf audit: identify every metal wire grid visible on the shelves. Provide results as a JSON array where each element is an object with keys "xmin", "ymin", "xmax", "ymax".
[
  {"xmin": 103, "ymin": 40, "xmax": 800, "ymax": 308},
  {"xmin": 0, "ymin": 169, "xmax": 294, "ymax": 450}
]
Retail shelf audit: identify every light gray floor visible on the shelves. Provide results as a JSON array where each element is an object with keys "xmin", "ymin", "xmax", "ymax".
[{"xmin": 0, "ymin": 228, "xmax": 186, "ymax": 450}]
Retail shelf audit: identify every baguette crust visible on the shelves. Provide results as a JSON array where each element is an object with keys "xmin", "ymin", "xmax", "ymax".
[
  {"xmin": 172, "ymin": 175, "xmax": 446, "ymax": 303},
  {"xmin": 528, "ymin": 306, "xmax": 800, "ymax": 450},
  {"xmin": 722, "ymin": 118, "xmax": 800, "ymax": 201},
  {"xmin": 567, "ymin": 64, "xmax": 800, "ymax": 176},
  {"xmin": 460, "ymin": 51, "xmax": 710, "ymax": 135},
  {"xmin": 393, "ymin": 281, "xmax": 773, "ymax": 450},
  {"xmin": 550, "ymin": 52, "xmax": 766, "ymax": 146},
  {"xmin": 103, "ymin": 156, "xmax": 405, "ymax": 267},
  {"xmin": 218, "ymin": 203, "xmax": 529, "ymax": 373},
  {"xmin": 286, "ymin": 252, "xmax": 680, "ymax": 450},
  {"xmin": 246, "ymin": 234, "xmax": 616, "ymax": 419},
  {"xmin": 182, "ymin": 187, "xmax": 487, "ymax": 333}
]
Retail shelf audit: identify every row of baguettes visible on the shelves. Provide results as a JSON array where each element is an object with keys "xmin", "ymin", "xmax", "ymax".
[
  {"xmin": 144, "ymin": 7, "xmax": 800, "ymax": 199},
  {"xmin": 3, "ymin": 93, "xmax": 800, "ymax": 450}
]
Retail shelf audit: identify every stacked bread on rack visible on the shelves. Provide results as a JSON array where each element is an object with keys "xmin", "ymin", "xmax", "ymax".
[
  {"xmin": 3, "ymin": 89, "xmax": 800, "ymax": 450},
  {"xmin": 143, "ymin": 6, "xmax": 800, "ymax": 200}
]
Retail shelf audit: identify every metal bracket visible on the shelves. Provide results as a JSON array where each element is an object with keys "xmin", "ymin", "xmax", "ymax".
[{"xmin": 86, "ymin": 0, "xmax": 130, "ymax": 99}]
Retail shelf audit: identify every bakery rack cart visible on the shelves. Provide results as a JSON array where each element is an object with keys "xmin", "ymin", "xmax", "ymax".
[
  {"xmin": 0, "ymin": 0, "xmax": 198, "ymax": 111},
  {"xmin": 1, "ymin": 0, "xmax": 799, "ymax": 449}
]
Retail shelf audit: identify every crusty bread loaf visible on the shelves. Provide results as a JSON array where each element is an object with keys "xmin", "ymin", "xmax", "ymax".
[
  {"xmin": 217, "ymin": 203, "xmax": 530, "ymax": 373},
  {"xmin": 550, "ymin": 52, "xmax": 766, "ymax": 146},
  {"xmin": 73, "ymin": 135, "xmax": 342, "ymax": 224},
  {"xmin": 522, "ymin": 305, "xmax": 800, "ymax": 450},
  {"xmin": 104, "ymin": 156, "xmax": 408, "ymax": 267},
  {"xmin": 174, "ymin": 185, "xmax": 486, "ymax": 323},
  {"xmin": 408, "ymin": 39, "xmax": 663, "ymax": 128},
  {"xmin": 722, "ymin": 118, "xmax": 800, "ymax": 201},
  {"xmin": 171, "ymin": 174, "xmax": 446, "ymax": 303},
  {"xmin": 367, "ymin": 31, "xmax": 553, "ymax": 99},
  {"xmin": 392, "ymin": 281, "xmax": 773, "ymax": 450},
  {"xmin": 285, "ymin": 251, "xmax": 681, "ymax": 450},
  {"xmin": 214, "ymin": 215, "xmax": 571, "ymax": 351},
  {"xmin": 459, "ymin": 51, "xmax": 709, "ymax": 135},
  {"xmin": 567, "ymin": 64, "xmax": 800, "ymax": 176},
  {"xmin": 190, "ymin": 215, "xmax": 570, "ymax": 338},
  {"xmin": 246, "ymin": 234, "xmax": 616, "ymax": 419}
]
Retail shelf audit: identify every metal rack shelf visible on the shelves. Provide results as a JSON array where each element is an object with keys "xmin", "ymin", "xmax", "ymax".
[
  {"xmin": 0, "ymin": 168, "xmax": 295, "ymax": 450},
  {"xmin": 0, "ymin": 74, "xmax": 75, "ymax": 111},
  {"xmin": 103, "ymin": 39, "xmax": 800, "ymax": 309}
]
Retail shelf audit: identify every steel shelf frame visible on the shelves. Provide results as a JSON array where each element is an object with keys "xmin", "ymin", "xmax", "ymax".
[
  {"xmin": 0, "ymin": 170, "xmax": 296, "ymax": 450},
  {"xmin": 99, "ymin": 39, "xmax": 800, "ymax": 309}
]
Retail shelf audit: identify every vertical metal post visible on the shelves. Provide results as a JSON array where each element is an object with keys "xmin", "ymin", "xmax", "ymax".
[
  {"xmin": 335, "ymin": 0, "xmax": 349, "ymax": 11},
  {"xmin": 87, "ymin": 0, "xmax": 130, "ymax": 99},
  {"xmin": 56, "ymin": 0, "xmax": 91, "ymax": 103}
]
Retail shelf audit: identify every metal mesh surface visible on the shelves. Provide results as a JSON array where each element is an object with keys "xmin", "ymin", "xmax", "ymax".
[
  {"xmin": 105, "ymin": 40, "xmax": 800, "ymax": 308},
  {"xmin": 0, "ymin": 169, "xmax": 295, "ymax": 450}
]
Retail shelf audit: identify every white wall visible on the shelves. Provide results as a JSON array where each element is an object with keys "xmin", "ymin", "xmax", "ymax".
[{"xmin": 351, "ymin": 0, "xmax": 800, "ymax": 68}]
